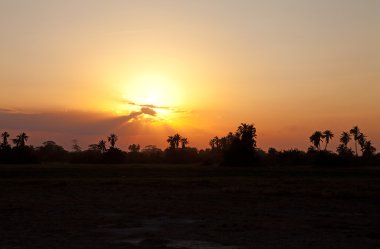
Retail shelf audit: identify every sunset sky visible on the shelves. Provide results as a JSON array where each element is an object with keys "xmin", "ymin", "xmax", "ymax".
[{"xmin": 1, "ymin": 0, "xmax": 379, "ymax": 151}]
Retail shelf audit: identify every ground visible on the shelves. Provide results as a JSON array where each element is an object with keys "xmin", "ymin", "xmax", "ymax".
[{"xmin": 1, "ymin": 164, "xmax": 380, "ymax": 249}]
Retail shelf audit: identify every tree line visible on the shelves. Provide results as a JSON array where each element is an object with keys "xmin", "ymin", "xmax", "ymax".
[
  {"xmin": 0, "ymin": 124, "xmax": 379, "ymax": 166},
  {"xmin": 309, "ymin": 126, "xmax": 376, "ymax": 158}
]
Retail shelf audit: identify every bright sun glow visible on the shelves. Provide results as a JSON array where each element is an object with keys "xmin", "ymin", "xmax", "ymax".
[
  {"xmin": 123, "ymin": 73, "xmax": 182, "ymax": 107},
  {"xmin": 115, "ymin": 73, "xmax": 184, "ymax": 121}
]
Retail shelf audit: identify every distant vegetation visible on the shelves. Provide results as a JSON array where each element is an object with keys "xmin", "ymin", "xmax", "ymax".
[{"xmin": 0, "ymin": 124, "xmax": 379, "ymax": 166}]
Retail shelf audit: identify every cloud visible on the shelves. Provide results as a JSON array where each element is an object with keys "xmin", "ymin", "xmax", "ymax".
[
  {"xmin": 141, "ymin": 107, "xmax": 157, "ymax": 116},
  {"xmin": 125, "ymin": 100, "xmax": 170, "ymax": 110},
  {"xmin": 0, "ymin": 108, "xmax": 180, "ymax": 150},
  {"xmin": 123, "ymin": 99, "xmax": 191, "ymax": 115},
  {"xmin": 0, "ymin": 107, "xmax": 156, "ymax": 136},
  {"xmin": 0, "ymin": 108, "xmax": 17, "ymax": 113},
  {"xmin": 0, "ymin": 106, "xmax": 202, "ymax": 150}
]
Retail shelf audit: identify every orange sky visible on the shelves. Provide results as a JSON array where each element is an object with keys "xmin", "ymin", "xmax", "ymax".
[{"xmin": 1, "ymin": 0, "xmax": 379, "ymax": 151}]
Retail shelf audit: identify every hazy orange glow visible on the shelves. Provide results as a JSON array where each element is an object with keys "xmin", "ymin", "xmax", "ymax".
[{"xmin": 1, "ymin": 1, "xmax": 379, "ymax": 150}]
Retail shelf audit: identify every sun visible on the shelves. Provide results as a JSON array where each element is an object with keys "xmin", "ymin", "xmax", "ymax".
[
  {"xmin": 123, "ymin": 73, "xmax": 182, "ymax": 107},
  {"xmin": 117, "ymin": 73, "xmax": 184, "ymax": 121}
]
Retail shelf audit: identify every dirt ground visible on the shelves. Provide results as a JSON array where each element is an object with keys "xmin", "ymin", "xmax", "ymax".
[{"xmin": 1, "ymin": 164, "xmax": 380, "ymax": 249}]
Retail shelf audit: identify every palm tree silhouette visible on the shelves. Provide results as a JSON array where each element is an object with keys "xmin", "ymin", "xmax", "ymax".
[
  {"xmin": 97, "ymin": 139, "xmax": 107, "ymax": 153},
  {"xmin": 349, "ymin": 126, "xmax": 360, "ymax": 156},
  {"xmin": 363, "ymin": 140, "xmax": 376, "ymax": 157},
  {"xmin": 309, "ymin": 131, "xmax": 324, "ymax": 150},
  {"xmin": 167, "ymin": 136, "xmax": 175, "ymax": 149},
  {"xmin": 173, "ymin": 133, "xmax": 181, "ymax": 149},
  {"xmin": 108, "ymin": 134, "xmax": 118, "ymax": 148},
  {"xmin": 13, "ymin": 132, "xmax": 28, "ymax": 148},
  {"xmin": 236, "ymin": 123, "xmax": 257, "ymax": 148},
  {"xmin": 340, "ymin": 132, "xmax": 351, "ymax": 146},
  {"xmin": 1, "ymin": 131, "xmax": 10, "ymax": 148},
  {"xmin": 180, "ymin": 137, "xmax": 189, "ymax": 149},
  {"xmin": 323, "ymin": 130, "xmax": 334, "ymax": 151},
  {"xmin": 167, "ymin": 134, "xmax": 182, "ymax": 149}
]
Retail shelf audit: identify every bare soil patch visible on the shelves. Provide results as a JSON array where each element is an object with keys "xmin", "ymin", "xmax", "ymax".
[{"xmin": 1, "ymin": 164, "xmax": 380, "ymax": 248}]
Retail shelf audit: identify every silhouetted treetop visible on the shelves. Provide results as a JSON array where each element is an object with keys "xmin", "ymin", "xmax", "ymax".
[
  {"xmin": 309, "ymin": 131, "xmax": 323, "ymax": 150},
  {"xmin": 108, "ymin": 133, "xmax": 118, "ymax": 148},
  {"xmin": 98, "ymin": 140, "xmax": 107, "ymax": 153},
  {"xmin": 323, "ymin": 130, "xmax": 334, "ymax": 151},
  {"xmin": 350, "ymin": 126, "xmax": 361, "ymax": 156},
  {"xmin": 128, "ymin": 144, "xmax": 140, "ymax": 153},
  {"xmin": 13, "ymin": 132, "xmax": 28, "ymax": 148},
  {"xmin": 1, "ymin": 131, "xmax": 10, "ymax": 149}
]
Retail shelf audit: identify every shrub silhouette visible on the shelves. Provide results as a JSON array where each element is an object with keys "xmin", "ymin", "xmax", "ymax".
[{"xmin": 36, "ymin": 141, "xmax": 68, "ymax": 162}]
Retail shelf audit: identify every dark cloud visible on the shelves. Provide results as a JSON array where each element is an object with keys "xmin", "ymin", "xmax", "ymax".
[
  {"xmin": 141, "ymin": 107, "xmax": 156, "ymax": 116},
  {"xmin": 125, "ymin": 100, "xmax": 170, "ymax": 110},
  {"xmin": 0, "ymin": 108, "xmax": 16, "ymax": 113},
  {"xmin": 123, "ymin": 99, "xmax": 191, "ymax": 114},
  {"xmin": 0, "ymin": 108, "xmax": 155, "ymax": 135}
]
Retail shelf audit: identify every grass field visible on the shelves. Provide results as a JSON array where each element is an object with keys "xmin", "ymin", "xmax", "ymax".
[{"xmin": 1, "ymin": 164, "xmax": 380, "ymax": 249}]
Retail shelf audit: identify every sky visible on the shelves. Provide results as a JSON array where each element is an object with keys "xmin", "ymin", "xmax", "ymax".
[{"xmin": 1, "ymin": 0, "xmax": 379, "ymax": 151}]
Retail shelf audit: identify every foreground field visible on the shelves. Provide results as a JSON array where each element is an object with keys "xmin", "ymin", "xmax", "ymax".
[{"xmin": 1, "ymin": 164, "xmax": 380, "ymax": 249}]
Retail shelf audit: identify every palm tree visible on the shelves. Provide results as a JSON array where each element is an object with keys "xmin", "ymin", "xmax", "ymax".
[
  {"xmin": 97, "ymin": 139, "xmax": 107, "ymax": 153},
  {"xmin": 236, "ymin": 123, "xmax": 257, "ymax": 149},
  {"xmin": 108, "ymin": 134, "xmax": 118, "ymax": 148},
  {"xmin": 13, "ymin": 132, "xmax": 28, "ymax": 148},
  {"xmin": 340, "ymin": 132, "xmax": 351, "ymax": 146},
  {"xmin": 323, "ymin": 130, "xmax": 334, "ymax": 151},
  {"xmin": 350, "ymin": 126, "xmax": 360, "ymax": 156},
  {"xmin": 309, "ymin": 131, "xmax": 324, "ymax": 150},
  {"xmin": 362, "ymin": 140, "xmax": 376, "ymax": 157},
  {"xmin": 167, "ymin": 136, "xmax": 175, "ymax": 149},
  {"xmin": 173, "ymin": 133, "xmax": 181, "ymax": 149},
  {"xmin": 180, "ymin": 137, "xmax": 189, "ymax": 149},
  {"xmin": 337, "ymin": 131, "xmax": 352, "ymax": 156},
  {"xmin": 1, "ymin": 131, "xmax": 10, "ymax": 148}
]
